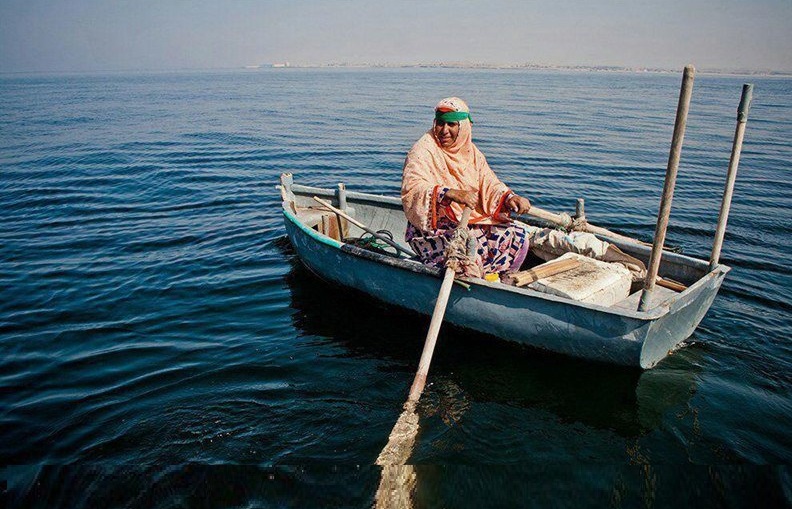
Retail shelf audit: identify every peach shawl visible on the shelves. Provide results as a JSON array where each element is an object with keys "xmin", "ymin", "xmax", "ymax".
[{"xmin": 401, "ymin": 97, "xmax": 511, "ymax": 232}]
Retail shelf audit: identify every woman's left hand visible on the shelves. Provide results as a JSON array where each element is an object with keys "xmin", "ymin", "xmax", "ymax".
[{"xmin": 506, "ymin": 194, "xmax": 531, "ymax": 215}]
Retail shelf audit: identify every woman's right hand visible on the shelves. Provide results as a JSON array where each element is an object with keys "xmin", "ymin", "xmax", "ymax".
[{"xmin": 446, "ymin": 189, "xmax": 478, "ymax": 209}]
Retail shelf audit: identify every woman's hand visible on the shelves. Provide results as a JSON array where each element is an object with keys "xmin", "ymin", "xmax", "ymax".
[
  {"xmin": 446, "ymin": 189, "xmax": 478, "ymax": 209},
  {"xmin": 506, "ymin": 194, "xmax": 531, "ymax": 215}
]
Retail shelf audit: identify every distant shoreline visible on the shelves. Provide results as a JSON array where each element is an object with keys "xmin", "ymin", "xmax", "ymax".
[
  {"xmin": 2, "ymin": 63, "xmax": 790, "ymax": 78},
  {"xmin": 242, "ymin": 62, "xmax": 792, "ymax": 77}
]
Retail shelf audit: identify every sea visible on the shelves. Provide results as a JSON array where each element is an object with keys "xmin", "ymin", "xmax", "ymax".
[{"xmin": 1, "ymin": 68, "xmax": 790, "ymax": 507}]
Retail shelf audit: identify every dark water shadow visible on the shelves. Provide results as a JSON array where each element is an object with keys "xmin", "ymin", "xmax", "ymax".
[
  {"xmin": 7, "ymin": 463, "xmax": 790, "ymax": 509},
  {"xmin": 4, "ymin": 464, "xmax": 380, "ymax": 509},
  {"xmin": 279, "ymin": 237, "xmax": 700, "ymax": 439}
]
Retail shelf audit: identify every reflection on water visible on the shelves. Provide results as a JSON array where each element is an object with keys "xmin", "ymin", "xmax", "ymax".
[
  {"xmin": 282, "ymin": 242, "xmax": 699, "ymax": 440},
  {"xmin": 275, "ymin": 228, "xmax": 743, "ymax": 507}
]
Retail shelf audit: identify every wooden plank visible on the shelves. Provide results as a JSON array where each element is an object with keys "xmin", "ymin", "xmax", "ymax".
[
  {"xmin": 614, "ymin": 285, "xmax": 678, "ymax": 311},
  {"xmin": 321, "ymin": 213, "xmax": 341, "ymax": 241},
  {"xmin": 656, "ymin": 277, "xmax": 687, "ymax": 292},
  {"xmin": 503, "ymin": 258, "xmax": 581, "ymax": 287}
]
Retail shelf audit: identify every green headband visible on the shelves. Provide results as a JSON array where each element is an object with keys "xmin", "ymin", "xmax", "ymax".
[{"xmin": 435, "ymin": 110, "xmax": 472, "ymax": 123}]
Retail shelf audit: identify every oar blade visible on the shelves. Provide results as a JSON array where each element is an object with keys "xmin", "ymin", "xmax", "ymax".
[{"xmin": 376, "ymin": 404, "xmax": 419, "ymax": 466}]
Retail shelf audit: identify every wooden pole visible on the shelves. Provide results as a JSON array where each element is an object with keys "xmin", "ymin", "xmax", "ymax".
[
  {"xmin": 377, "ymin": 208, "xmax": 472, "ymax": 466},
  {"xmin": 313, "ymin": 196, "xmax": 415, "ymax": 258},
  {"xmin": 337, "ymin": 182, "xmax": 348, "ymax": 211},
  {"xmin": 638, "ymin": 65, "xmax": 696, "ymax": 312},
  {"xmin": 709, "ymin": 83, "xmax": 753, "ymax": 272},
  {"xmin": 336, "ymin": 183, "xmax": 348, "ymax": 238}
]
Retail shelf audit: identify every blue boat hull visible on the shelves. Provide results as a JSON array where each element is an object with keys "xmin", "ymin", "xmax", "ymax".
[{"xmin": 283, "ymin": 205, "xmax": 727, "ymax": 368}]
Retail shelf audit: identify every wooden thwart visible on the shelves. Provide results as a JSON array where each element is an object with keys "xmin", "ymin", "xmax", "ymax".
[{"xmin": 503, "ymin": 258, "xmax": 581, "ymax": 287}]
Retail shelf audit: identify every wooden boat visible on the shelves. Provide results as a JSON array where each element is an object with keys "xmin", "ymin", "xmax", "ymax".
[{"xmin": 279, "ymin": 173, "xmax": 729, "ymax": 369}]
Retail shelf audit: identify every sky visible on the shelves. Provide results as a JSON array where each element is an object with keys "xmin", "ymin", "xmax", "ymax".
[{"xmin": 1, "ymin": 0, "xmax": 790, "ymax": 73}]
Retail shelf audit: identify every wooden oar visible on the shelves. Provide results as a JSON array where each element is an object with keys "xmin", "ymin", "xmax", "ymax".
[
  {"xmin": 517, "ymin": 206, "xmax": 654, "ymax": 248},
  {"xmin": 376, "ymin": 207, "xmax": 473, "ymax": 466}
]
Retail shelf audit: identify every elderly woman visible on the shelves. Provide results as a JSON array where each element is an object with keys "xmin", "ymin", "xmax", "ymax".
[{"xmin": 401, "ymin": 97, "xmax": 533, "ymax": 278}]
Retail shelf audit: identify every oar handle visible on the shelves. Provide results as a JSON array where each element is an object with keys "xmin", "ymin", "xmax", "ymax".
[
  {"xmin": 522, "ymin": 205, "xmax": 572, "ymax": 228},
  {"xmin": 518, "ymin": 207, "xmax": 652, "ymax": 247}
]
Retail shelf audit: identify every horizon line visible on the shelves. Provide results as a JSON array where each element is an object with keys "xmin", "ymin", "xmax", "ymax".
[{"xmin": 1, "ymin": 61, "xmax": 791, "ymax": 77}]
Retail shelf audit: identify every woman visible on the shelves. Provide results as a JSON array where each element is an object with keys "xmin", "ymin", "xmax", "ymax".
[{"xmin": 401, "ymin": 97, "xmax": 533, "ymax": 279}]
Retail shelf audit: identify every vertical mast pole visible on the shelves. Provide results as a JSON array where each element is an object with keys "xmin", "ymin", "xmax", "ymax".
[
  {"xmin": 638, "ymin": 65, "xmax": 696, "ymax": 312},
  {"xmin": 709, "ymin": 84, "xmax": 753, "ymax": 271}
]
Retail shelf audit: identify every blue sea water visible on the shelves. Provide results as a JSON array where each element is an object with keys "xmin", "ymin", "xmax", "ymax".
[{"xmin": 1, "ymin": 68, "xmax": 790, "ymax": 507}]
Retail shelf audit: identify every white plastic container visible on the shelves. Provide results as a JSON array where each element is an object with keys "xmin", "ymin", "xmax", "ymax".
[{"xmin": 528, "ymin": 252, "xmax": 632, "ymax": 306}]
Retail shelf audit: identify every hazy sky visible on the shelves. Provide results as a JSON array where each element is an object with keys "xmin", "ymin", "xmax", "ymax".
[{"xmin": 1, "ymin": 0, "xmax": 790, "ymax": 73}]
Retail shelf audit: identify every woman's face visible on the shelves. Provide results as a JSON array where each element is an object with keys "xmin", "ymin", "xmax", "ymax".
[{"xmin": 434, "ymin": 120, "xmax": 460, "ymax": 148}]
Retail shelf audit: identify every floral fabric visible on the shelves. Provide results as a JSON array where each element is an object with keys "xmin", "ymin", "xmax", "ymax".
[{"xmin": 406, "ymin": 217, "xmax": 530, "ymax": 276}]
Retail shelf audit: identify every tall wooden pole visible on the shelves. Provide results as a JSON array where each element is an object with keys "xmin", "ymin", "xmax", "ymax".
[
  {"xmin": 709, "ymin": 84, "xmax": 753, "ymax": 271},
  {"xmin": 638, "ymin": 65, "xmax": 696, "ymax": 312}
]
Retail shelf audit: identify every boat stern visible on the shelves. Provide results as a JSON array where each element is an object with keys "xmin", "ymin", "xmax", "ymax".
[{"xmin": 639, "ymin": 265, "xmax": 730, "ymax": 368}]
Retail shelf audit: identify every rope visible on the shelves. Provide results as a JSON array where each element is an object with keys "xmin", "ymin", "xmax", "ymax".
[
  {"xmin": 570, "ymin": 216, "xmax": 588, "ymax": 231},
  {"xmin": 345, "ymin": 229, "xmax": 401, "ymax": 256},
  {"xmin": 443, "ymin": 225, "xmax": 480, "ymax": 277}
]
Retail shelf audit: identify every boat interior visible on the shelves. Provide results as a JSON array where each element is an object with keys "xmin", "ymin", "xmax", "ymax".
[{"xmin": 283, "ymin": 181, "xmax": 716, "ymax": 312}]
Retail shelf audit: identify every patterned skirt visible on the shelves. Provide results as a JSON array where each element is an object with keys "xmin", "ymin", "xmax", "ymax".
[{"xmin": 406, "ymin": 217, "xmax": 530, "ymax": 277}]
